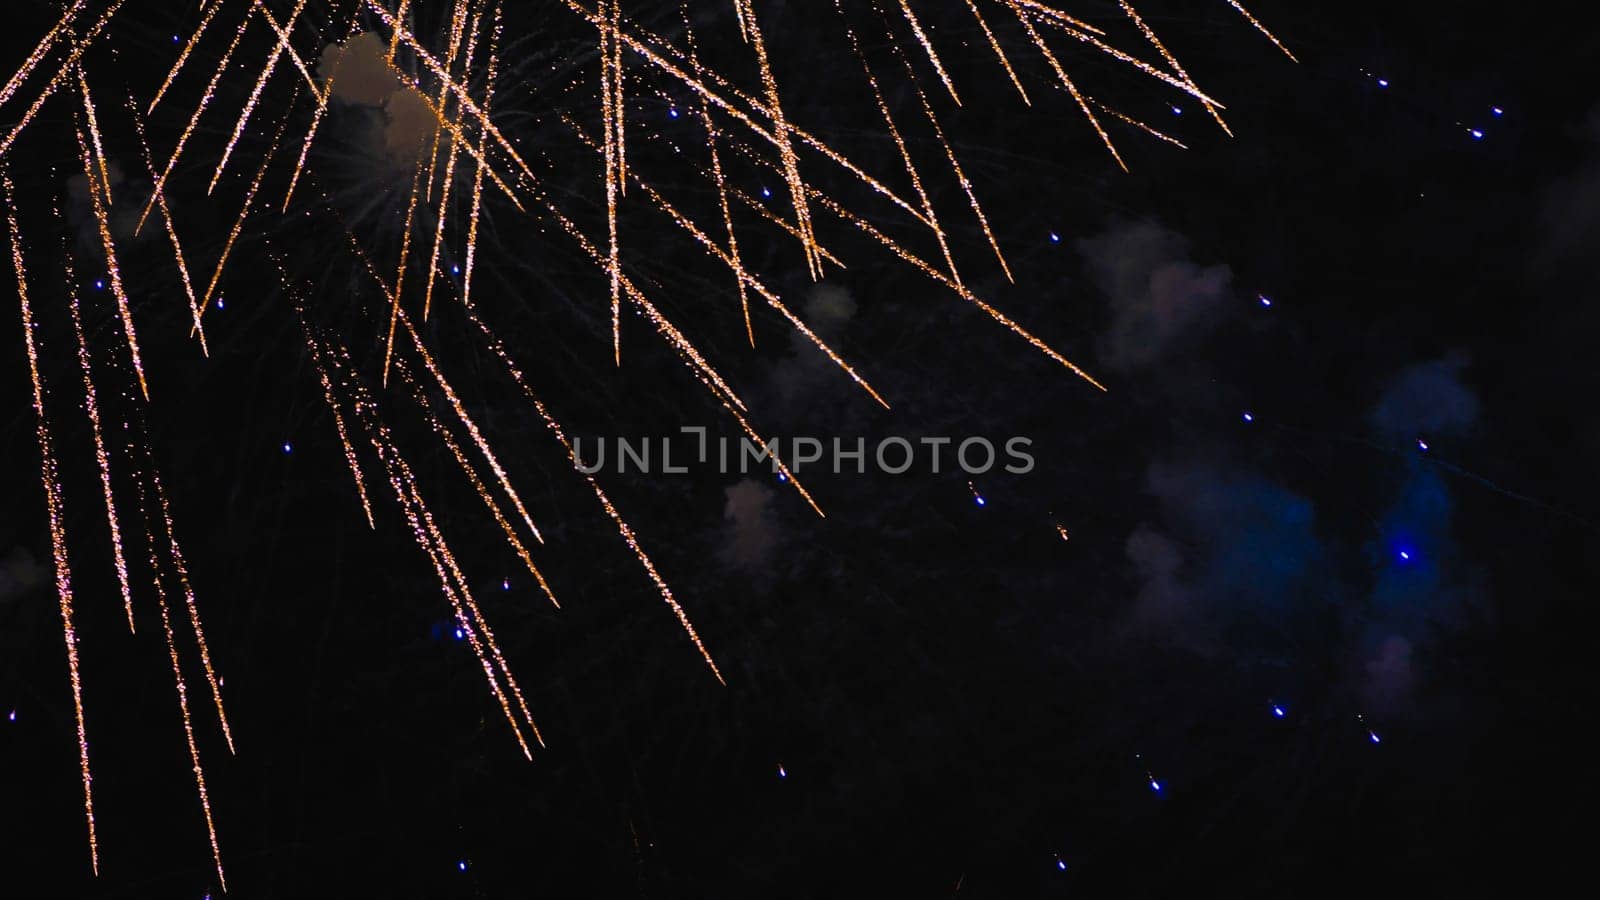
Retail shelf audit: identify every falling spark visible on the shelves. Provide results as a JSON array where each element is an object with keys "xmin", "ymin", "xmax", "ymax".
[
  {"xmin": 75, "ymin": 120, "xmax": 148, "ymax": 400},
  {"xmin": 1226, "ymin": 0, "xmax": 1298, "ymax": 62},
  {"xmin": 6, "ymin": 170, "xmax": 97, "ymax": 873},
  {"xmin": 62, "ymin": 248, "xmax": 135, "ymax": 632}
]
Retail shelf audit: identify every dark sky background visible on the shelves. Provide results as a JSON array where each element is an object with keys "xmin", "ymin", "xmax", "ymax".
[{"xmin": 1, "ymin": 1, "xmax": 1597, "ymax": 896}]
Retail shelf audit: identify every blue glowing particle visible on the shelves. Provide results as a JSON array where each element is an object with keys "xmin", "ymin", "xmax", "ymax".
[
  {"xmin": 1272, "ymin": 704, "xmax": 1286, "ymax": 718},
  {"xmin": 172, "ymin": 34, "xmax": 181, "ymax": 43},
  {"xmin": 1056, "ymin": 858, "xmax": 1068, "ymax": 872},
  {"xmin": 778, "ymin": 764, "xmax": 787, "ymax": 778},
  {"xmin": 668, "ymin": 107, "xmax": 679, "ymax": 119},
  {"xmin": 216, "ymin": 298, "xmax": 225, "ymax": 310},
  {"xmin": 6, "ymin": 710, "xmax": 14, "ymax": 722},
  {"xmin": 1048, "ymin": 231, "xmax": 1061, "ymax": 243},
  {"xmin": 1242, "ymin": 411, "xmax": 1254, "ymax": 423},
  {"xmin": 1469, "ymin": 128, "xmax": 1485, "ymax": 140},
  {"xmin": 502, "ymin": 578, "xmax": 510, "ymax": 591},
  {"xmin": 975, "ymin": 496, "xmax": 986, "ymax": 507},
  {"xmin": 1171, "ymin": 105, "xmax": 1182, "ymax": 116},
  {"xmin": 451, "ymin": 263, "xmax": 461, "ymax": 275},
  {"xmin": 761, "ymin": 186, "xmax": 772, "ymax": 198},
  {"xmin": 1417, "ymin": 438, "xmax": 1429, "ymax": 451},
  {"xmin": 1492, "ymin": 106, "xmax": 1504, "ymax": 117},
  {"xmin": 454, "ymin": 627, "xmax": 465, "ymax": 640},
  {"xmin": 1368, "ymin": 730, "xmax": 1381, "ymax": 744},
  {"xmin": 777, "ymin": 471, "xmax": 788, "ymax": 482},
  {"xmin": 1377, "ymin": 78, "xmax": 1389, "ymax": 88},
  {"xmin": 1258, "ymin": 294, "xmax": 1273, "ymax": 307},
  {"xmin": 457, "ymin": 860, "xmax": 468, "ymax": 872},
  {"xmin": 1149, "ymin": 778, "xmax": 1162, "ymax": 793},
  {"xmin": 94, "ymin": 279, "xmax": 105, "ymax": 290},
  {"xmin": 1398, "ymin": 549, "xmax": 1412, "ymax": 561}
]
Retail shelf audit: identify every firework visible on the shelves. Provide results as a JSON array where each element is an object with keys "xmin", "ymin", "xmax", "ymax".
[{"xmin": 0, "ymin": 0, "xmax": 1296, "ymax": 879}]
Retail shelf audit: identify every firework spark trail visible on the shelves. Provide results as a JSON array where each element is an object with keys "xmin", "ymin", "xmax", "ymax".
[
  {"xmin": 147, "ymin": 467, "xmax": 237, "ymax": 755},
  {"xmin": 0, "ymin": 0, "xmax": 88, "ymax": 108},
  {"xmin": 464, "ymin": 309, "xmax": 725, "ymax": 684},
  {"xmin": 210, "ymin": 0, "xmax": 310, "ymax": 194},
  {"xmin": 600, "ymin": 0, "xmax": 624, "ymax": 363},
  {"xmin": 1016, "ymin": 5, "xmax": 1229, "ymax": 110},
  {"xmin": 0, "ymin": 0, "xmax": 121, "ymax": 157},
  {"xmin": 563, "ymin": 8, "xmax": 938, "ymax": 233},
  {"xmin": 253, "ymin": 0, "xmax": 323, "ymax": 96},
  {"xmin": 6, "ymin": 170, "xmax": 97, "ymax": 874},
  {"xmin": 795, "ymin": 173, "xmax": 1107, "ymax": 390},
  {"xmin": 895, "ymin": 0, "xmax": 961, "ymax": 105},
  {"xmin": 1094, "ymin": 101, "xmax": 1187, "ymax": 148},
  {"xmin": 129, "ymin": 96, "xmax": 210, "ymax": 354},
  {"xmin": 148, "ymin": 0, "xmax": 224, "ymax": 113},
  {"xmin": 682, "ymin": 8, "xmax": 753, "ymax": 345},
  {"xmin": 1005, "ymin": 0, "xmax": 1104, "ymax": 34},
  {"xmin": 740, "ymin": 2, "xmax": 823, "ymax": 279},
  {"xmin": 891, "ymin": 40, "xmax": 1016, "ymax": 282},
  {"xmin": 460, "ymin": 5, "xmax": 501, "ymax": 310},
  {"xmin": 62, "ymin": 249, "xmax": 135, "ymax": 632},
  {"xmin": 1004, "ymin": 1, "xmax": 1126, "ymax": 172},
  {"xmin": 199, "ymin": 85, "xmax": 299, "ymax": 322},
  {"xmin": 74, "ymin": 121, "xmax": 149, "ymax": 400},
  {"xmin": 963, "ymin": 0, "xmax": 1030, "ymax": 104},
  {"xmin": 1118, "ymin": 0, "xmax": 1229, "ymax": 135},
  {"xmin": 400, "ymin": 313, "xmax": 546, "ymax": 545},
  {"xmin": 137, "ymin": 481, "xmax": 226, "ymax": 890},
  {"xmin": 136, "ymin": 1, "xmax": 253, "ymax": 236},
  {"xmin": 393, "ymin": 355, "xmax": 559, "ymax": 608},
  {"xmin": 837, "ymin": 11, "xmax": 964, "ymax": 288},
  {"xmin": 383, "ymin": 162, "xmax": 426, "ymax": 384},
  {"xmin": 566, "ymin": 118, "xmax": 890, "ymax": 410},
  {"xmin": 420, "ymin": 0, "xmax": 483, "ymax": 319},
  {"xmin": 421, "ymin": 0, "xmax": 474, "ymax": 205},
  {"xmin": 333, "ymin": 347, "xmax": 540, "ymax": 756},
  {"xmin": 1227, "ymin": 0, "xmax": 1298, "ymax": 62},
  {"xmin": 76, "ymin": 71, "xmax": 114, "ymax": 205},
  {"xmin": 284, "ymin": 283, "xmax": 375, "ymax": 528}
]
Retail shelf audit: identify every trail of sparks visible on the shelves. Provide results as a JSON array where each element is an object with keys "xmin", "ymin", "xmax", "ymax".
[
  {"xmin": 964, "ymin": 0, "xmax": 1029, "ymax": 104},
  {"xmin": 200, "ymin": 85, "xmax": 298, "ymax": 322},
  {"xmin": 1006, "ymin": 2, "xmax": 1126, "ymax": 172},
  {"xmin": 136, "ymin": 1, "xmax": 254, "ymax": 236},
  {"xmin": 1118, "ymin": 0, "xmax": 1229, "ymax": 134},
  {"xmin": 128, "ymin": 95, "xmax": 209, "ymax": 355},
  {"xmin": 148, "ymin": 467, "xmax": 236, "ymax": 755},
  {"xmin": 895, "ymin": 0, "xmax": 961, "ymax": 106},
  {"xmin": 139, "ymin": 481, "xmax": 226, "ymax": 891},
  {"xmin": 1227, "ymin": 0, "xmax": 1298, "ymax": 62},
  {"xmin": 284, "ymin": 9, "xmax": 363, "ymax": 211},
  {"xmin": 75, "ymin": 120, "xmax": 148, "ymax": 400},
  {"xmin": 210, "ymin": 0, "xmax": 310, "ymax": 194},
  {"xmin": 6, "ymin": 170, "xmax": 97, "ymax": 874},
  {"xmin": 465, "ymin": 308, "xmax": 725, "ymax": 684},
  {"xmin": 62, "ymin": 248, "xmax": 135, "ymax": 632},
  {"xmin": 683, "ymin": 8, "xmax": 753, "ymax": 344},
  {"xmin": 741, "ymin": 2, "xmax": 823, "ymax": 279},
  {"xmin": 382, "ymin": 155, "xmax": 425, "ymax": 385},
  {"xmin": 0, "ymin": 0, "xmax": 88, "ymax": 109},
  {"xmin": 0, "ymin": 0, "xmax": 122, "ymax": 158},
  {"xmin": 286, "ymin": 285, "xmax": 375, "ymax": 529},
  {"xmin": 420, "ymin": 0, "xmax": 483, "ymax": 320},
  {"xmin": 148, "ymin": 0, "xmax": 225, "ymax": 113},
  {"xmin": 460, "ymin": 5, "xmax": 501, "ymax": 311}
]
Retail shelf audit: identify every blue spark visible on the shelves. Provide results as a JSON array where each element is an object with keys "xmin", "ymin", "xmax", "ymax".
[
  {"xmin": 1377, "ymin": 78, "xmax": 1389, "ymax": 88},
  {"xmin": 777, "ymin": 471, "xmax": 787, "ymax": 482},
  {"xmin": 457, "ymin": 860, "xmax": 468, "ymax": 872},
  {"xmin": 1242, "ymin": 411, "xmax": 1254, "ymax": 423},
  {"xmin": 1272, "ymin": 704, "xmax": 1286, "ymax": 718},
  {"xmin": 1056, "ymin": 857, "xmax": 1068, "ymax": 872},
  {"xmin": 6, "ymin": 710, "xmax": 14, "ymax": 722},
  {"xmin": 1398, "ymin": 549, "xmax": 1412, "ymax": 562},
  {"xmin": 94, "ymin": 279, "xmax": 105, "ymax": 290},
  {"xmin": 1368, "ymin": 730, "xmax": 1381, "ymax": 744},
  {"xmin": 1149, "ymin": 778, "xmax": 1162, "ymax": 793},
  {"xmin": 451, "ymin": 263, "xmax": 460, "ymax": 275},
  {"xmin": 1417, "ymin": 438, "xmax": 1429, "ymax": 452},
  {"xmin": 778, "ymin": 764, "xmax": 787, "ymax": 778},
  {"xmin": 1491, "ymin": 106, "xmax": 1504, "ymax": 117},
  {"xmin": 1469, "ymin": 128, "xmax": 1484, "ymax": 140},
  {"xmin": 974, "ymin": 496, "xmax": 986, "ymax": 507},
  {"xmin": 761, "ymin": 186, "xmax": 772, "ymax": 198},
  {"xmin": 172, "ymin": 35, "xmax": 181, "ymax": 43},
  {"xmin": 282, "ymin": 442, "xmax": 292, "ymax": 454},
  {"xmin": 668, "ymin": 107, "xmax": 679, "ymax": 119},
  {"xmin": 216, "ymin": 298, "xmax": 225, "ymax": 310},
  {"xmin": 1048, "ymin": 231, "xmax": 1061, "ymax": 243},
  {"xmin": 502, "ymin": 578, "xmax": 510, "ymax": 591},
  {"xmin": 454, "ymin": 628, "xmax": 465, "ymax": 640},
  {"xmin": 1171, "ymin": 105, "xmax": 1182, "ymax": 115},
  {"xmin": 1258, "ymin": 294, "xmax": 1273, "ymax": 307}
]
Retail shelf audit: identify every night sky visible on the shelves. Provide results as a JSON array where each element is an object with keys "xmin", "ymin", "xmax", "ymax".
[{"xmin": 1, "ymin": 1, "xmax": 1596, "ymax": 896}]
